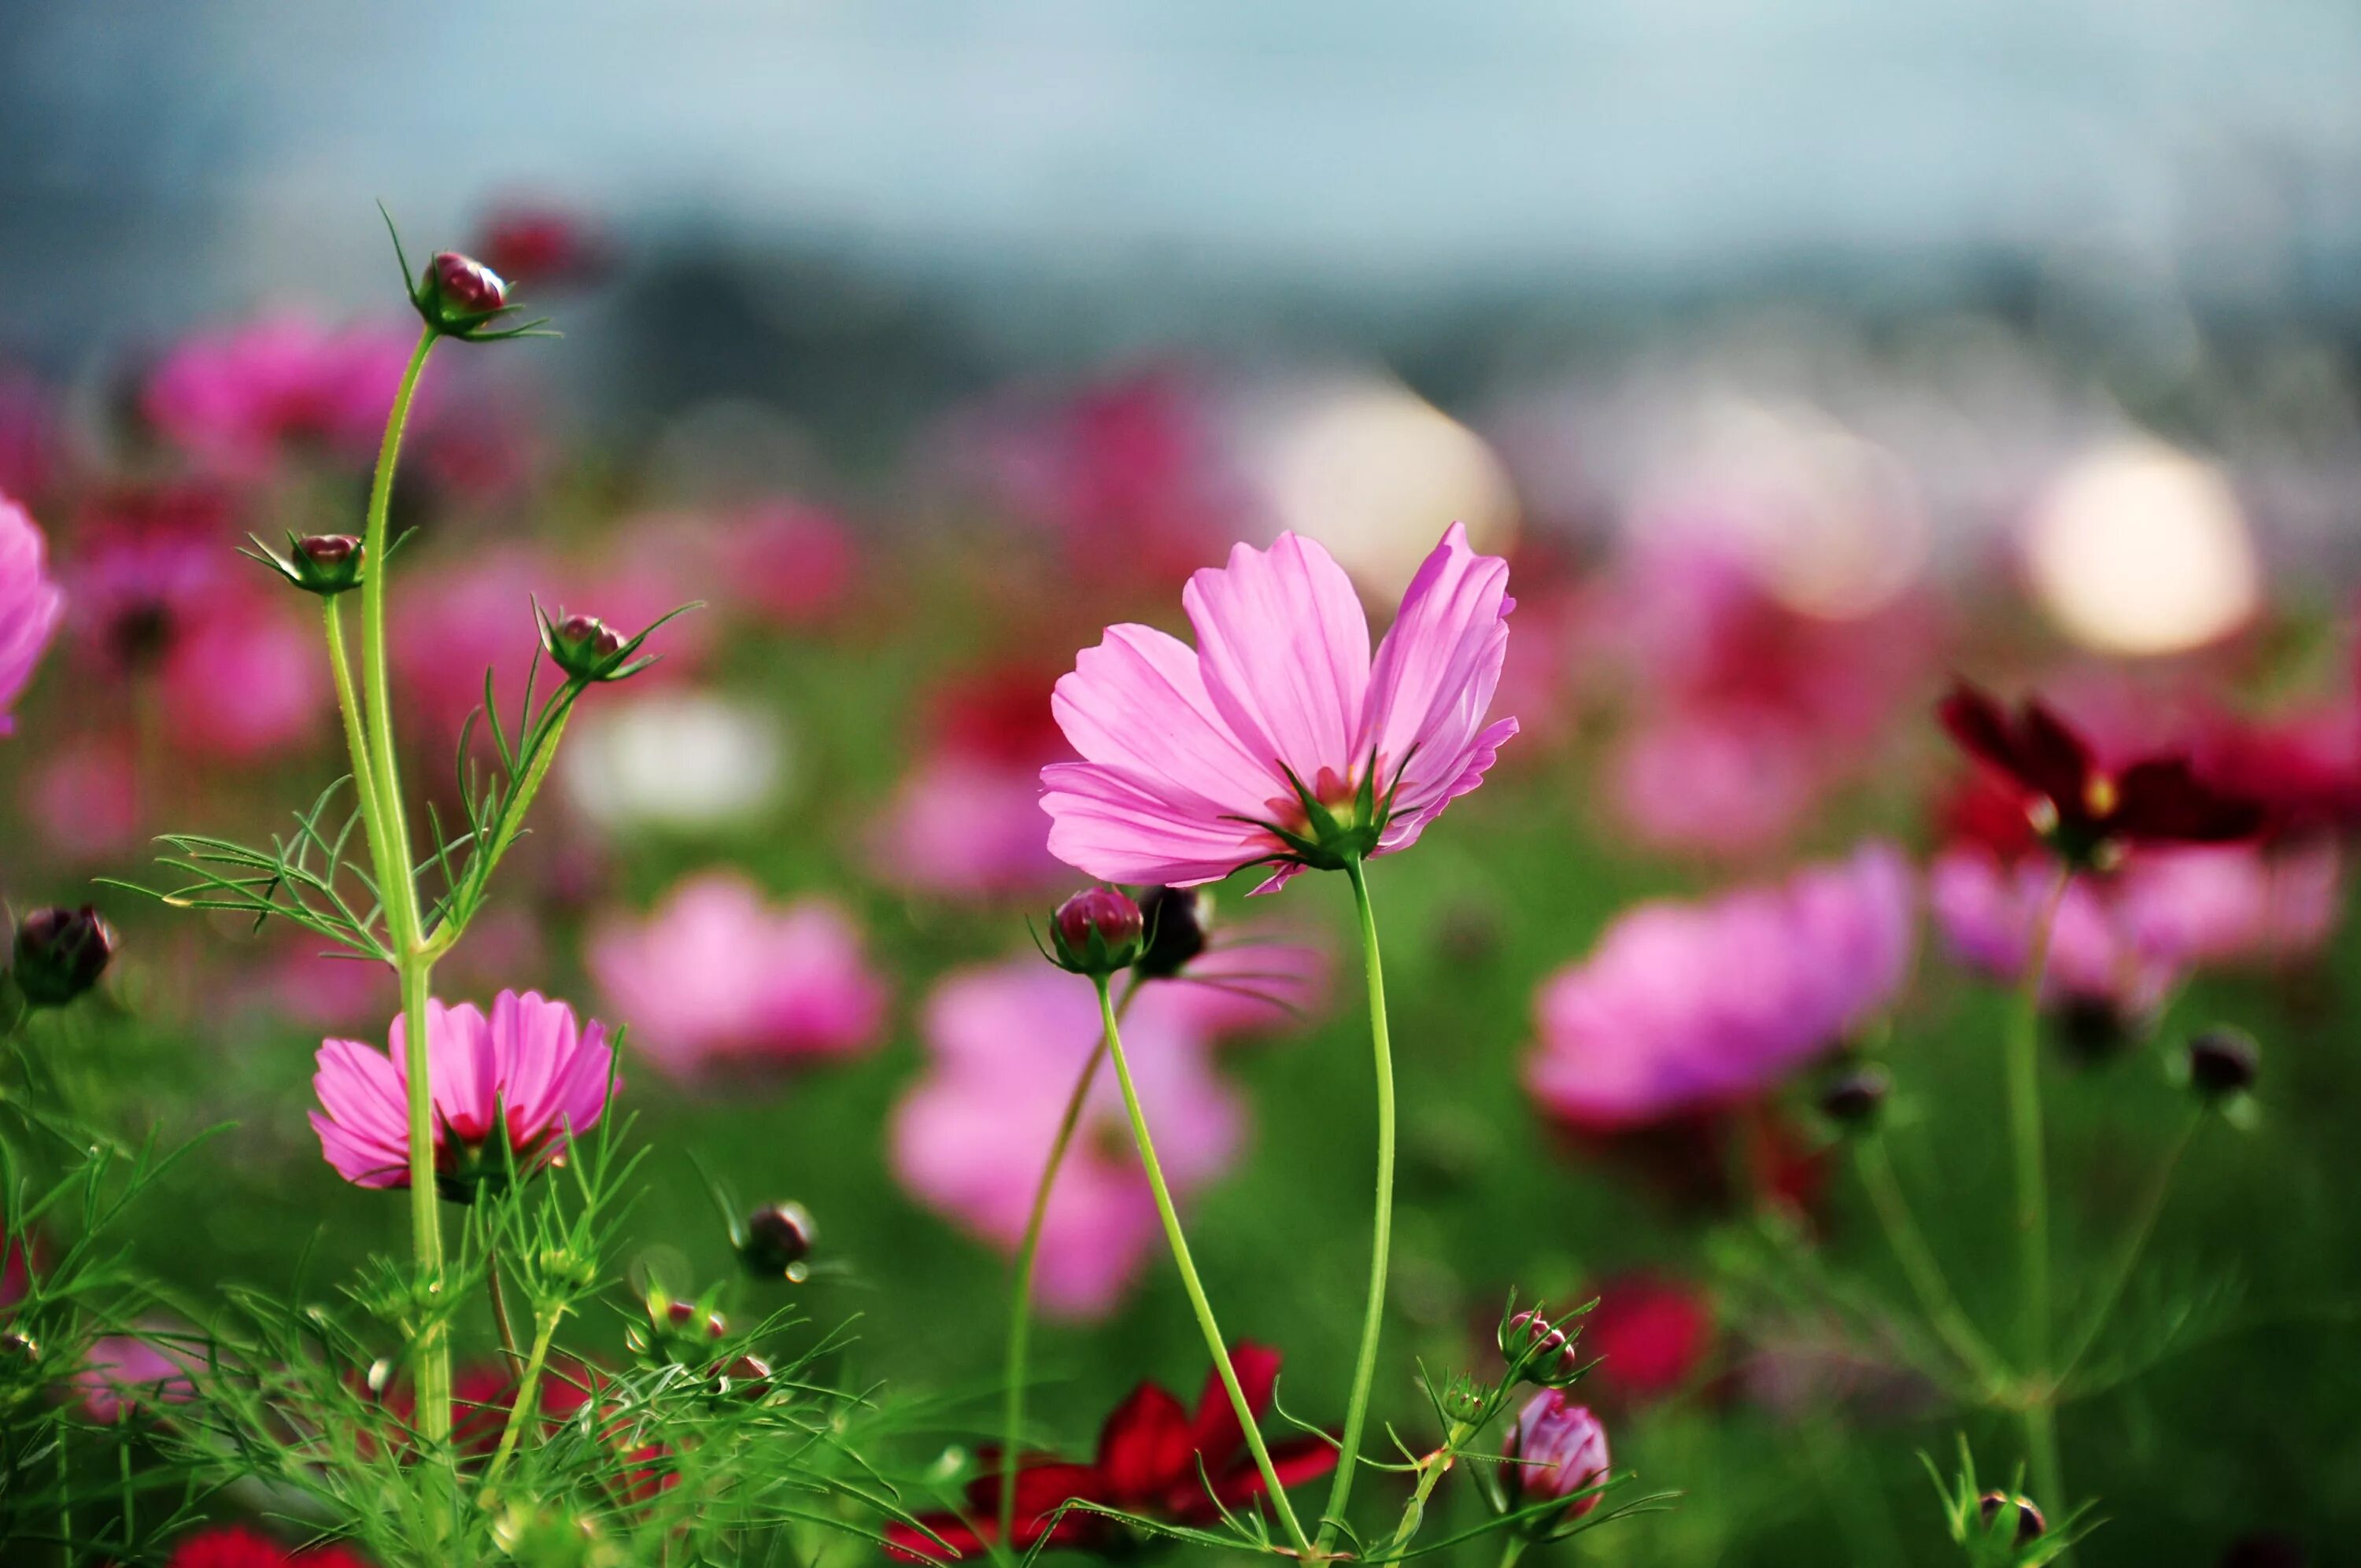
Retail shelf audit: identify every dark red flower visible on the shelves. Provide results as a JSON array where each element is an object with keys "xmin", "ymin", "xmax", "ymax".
[
  {"xmin": 885, "ymin": 1345, "xmax": 1334, "ymax": 1562},
  {"xmin": 1938, "ymin": 680, "xmax": 2263, "ymax": 864}
]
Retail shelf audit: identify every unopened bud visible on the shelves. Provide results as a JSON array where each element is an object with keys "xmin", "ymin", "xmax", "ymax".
[
  {"xmin": 1135, "ymin": 886, "xmax": 1210, "ymax": 979},
  {"xmin": 420, "ymin": 250, "xmax": 511, "ymax": 329},
  {"xmin": 1816, "ymin": 1064, "xmax": 1890, "ymax": 1128},
  {"xmin": 738, "ymin": 1201, "xmax": 815, "ymax": 1281},
  {"xmin": 13, "ymin": 906, "xmax": 116, "ymax": 1008},
  {"xmin": 1979, "ymin": 1491, "xmax": 2045, "ymax": 1543},
  {"xmin": 1047, "ymin": 887, "xmax": 1144, "ymax": 977},
  {"xmin": 2185, "ymin": 1028, "xmax": 2259, "ymax": 1102},
  {"xmin": 1500, "ymin": 1305, "xmax": 1583, "ymax": 1386}
]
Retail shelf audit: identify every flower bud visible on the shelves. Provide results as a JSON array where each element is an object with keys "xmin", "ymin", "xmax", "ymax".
[
  {"xmin": 738, "ymin": 1201, "xmax": 816, "ymax": 1281},
  {"xmin": 1135, "ymin": 886, "xmax": 1210, "ymax": 979},
  {"xmin": 248, "ymin": 531, "xmax": 366, "ymax": 596},
  {"xmin": 1047, "ymin": 887, "xmax": 1144, "ymax": 977},
  {"xmin": 546, "ymin": 611, "xmax": 626, "ymax": 679},
  {"xmin": 412, "ymin": 249, "xmax": 513, "ymax": 335},
  {"xmin": 1499, "ymin": 1305, "xmax": 1584, "ymax": 1386},
  {"xmin": 2185, "ymin": 1028, "xmax": 2259, "ymax": 1102},
  {"xmin": 1979, "ymin": 1491, "xmax": 2045, "ymax": 1543},
  {"xmin": 1816, "ymin": 1064, "xmax": 1890, "ymax": 1129},
  {"xmin": 663, "ymin": 1300, "xmax": 727, "ymax": 1340},
  {"xmin": 13, "ymin": 906, "xmax": 116, "ymax": 1008},
  {"xmin": 1502, "ymin": 1390, "xmax": 1609, "ymax": 1523}
]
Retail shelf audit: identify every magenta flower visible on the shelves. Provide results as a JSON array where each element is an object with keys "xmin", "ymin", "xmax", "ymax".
[
  {"xmin": 586, "ymin": 871, "xmax": 888, "ymax": 1081},
  {"xmin": 1527, "ymin": 843, "xmax": 1916, "ymax": 1130},
  {"xmin": 1502, "ymin": 1391, "xmax": 1611, "ymax": 1521},
  {"xmin": 142, "ymin": 317, "xmax": 419, "ymax": 480},
  {"xmin": 75, "ymin": 1334, "xmax": 199, "ymax": 1423},
  {"xmin": 870, "ymin": 660, "xmax": 1073, "ymax": 898},
  {"xmin": 1042, "ymin": 524, "xmax": 1516, "ymax": 891},
  {"xmin": 309, "ymin": 991, "xmax": 615, "ymax": 1200},
  {"xmin": 891, "ymin": 942, "xmax": 1325, "ymax": 1319},
  {"xmin": 0, "ymin": 493, "xmax": 63, "ymax": 734}
]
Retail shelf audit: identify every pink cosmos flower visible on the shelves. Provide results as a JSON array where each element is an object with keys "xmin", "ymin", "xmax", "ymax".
[
  {"xmin": 1042, "ymin": 524, "xmax": 1516, "ymax": 891},
  {"xmin": 891, "ymin": 941, "xmax": 1325, "ymax": 1319},
  {"xmin": 23, "ymin": 738, "xmax": 140, "ymax": 861},
  {"xmin": 309, "ymin": 991, "xmax": 615, "ymax": 1197},
  {"xmin": 586, "ymin": 872, "xmax": 888, "ymax": 1080},
  {"xmin": 142, "ymin": 317, "xmax": 419, "ymax": 480},
  {"xmin": 0, "ymin": 493, "xmax": 64, "ymax": 733},
  {"xmin": 1527, "ymin": 842, "xmax": 1916, "ymax": 1130}
]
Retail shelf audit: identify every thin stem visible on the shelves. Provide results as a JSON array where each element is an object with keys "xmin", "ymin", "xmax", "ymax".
[
  {"xmin": 485, "ymin": 1308, "xmax": 559, "ymax": 1487},
  {"xmin": 2055, "ymin": 1109, "xmax": 2204, "ymax": 1387},
  {"xmin": 2005, "ymin": 865, "xmax": 2072, "ymax": 1515},
  {"xmin": 1383, "ymin": 1426, "xmax": 1470, "ymax": 1557},
  {"xmin": 1318, "ymin": 856, "xmax": 1396, "ymax": 1555},
  {"xmin": 356, "ymin": 325, "xmax": 452, "ymax": 1449},
  {"xmin": 1096, "ymin": 978, "xmax": 1314, "ymax": 1559},
  {"xmin": 487, "ymin": 1246, "xmax": 521, "ymax": 1363},
  {"xmin": 1495, "ymin": 1534, "xmax": 1529, "ymax": 1568},
  {"xmin": 999, "ymin": 976, "xmax": 1139, "ymax": 1551},
  {"xmin": 1855, "ymin": 1134, "xmax": 2008, "ymax": 1393},
  {"xmin": 322, "ymin": 599, "xmax": 392, "ymax": 897},
  {"xmin": 421, "ymin": 686, "xmax": 584, "ymax": 958}
]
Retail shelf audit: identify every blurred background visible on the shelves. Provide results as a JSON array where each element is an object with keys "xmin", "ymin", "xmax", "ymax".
[{"xmin": 6, "ymin": 4, "xmax": 2361, "ymax": 1564}]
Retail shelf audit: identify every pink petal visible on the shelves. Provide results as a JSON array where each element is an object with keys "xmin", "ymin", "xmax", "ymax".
[{"xmin": 1183, "ymin": 533, "xmax": 1370, "ymax": 788}]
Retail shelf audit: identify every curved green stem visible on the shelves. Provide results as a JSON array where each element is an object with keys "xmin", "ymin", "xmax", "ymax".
[
  {"xmin": 1317, "ymin": 855, "xmax": 1396, "ymax": 1555},
  {"xmin": 1856, "ymin": 1134, "xmax": 2008, "ymax": 1393},
  {"xmin": 356, "ymin": 325, "xmax": 452, "ymax": 1448},
  {"xmin": 1096, "ymin": 978, "xmax": 1314, "ymax": 1559},
  {"xmin": 2055, "ymin": 1109, "xmax": 2203, "ymax": 1388},
  {"xmin": 999, "ymin": 976, "xmax": 1138, "ymax": 1551},
  {"xmin": 485, "ymin": 1308, "xmax": 559, "ymax": 1488},
  {"xmin": 2006, "ymin": 867, "xmax": 2072, "ymax": 1515}
]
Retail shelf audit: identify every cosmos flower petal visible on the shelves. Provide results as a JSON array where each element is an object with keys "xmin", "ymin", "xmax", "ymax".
[{"xmin": 1182, "ymin": 533, "xmax": 1371, "ymax": 788}]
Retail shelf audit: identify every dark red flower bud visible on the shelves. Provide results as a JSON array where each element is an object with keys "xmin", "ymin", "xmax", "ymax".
[
  {"xmin": 663, "ymin": 1300, "xmax": 727, "ymax": 1340},
  {"xmin": 13, "ymin": 906, "xmax": 116, "ymax": 1007},
  {"xmin": 1816, "ymin": 1064, "xmax": 1890, "ymax": 1128},
  {"xmin": 430, "ymin": 250, "xmax": 509, "ymax": 316},
  {"xmin": 540, "ymin": 608, "xmax": 634, "ymax": 682},
  {"xmin": 1979, "ymin": 1491, "xmax": 2045, "ymax": 1543},
  {"xmin": 1502, "ymin": 1390, "xmax": 1610, "ymax": 1522},
  {"xmin": 2185, "ymin": 1028, "xmax": 2259, "ymax": 1101},
  {"xmin": 1135, "ymin": 885, "xmax": 1211, "ymax": 979},
  {"xmin": 1047, "ymin": 887, "xmax": 1144, "ymax": 977},
  {"xmin": 739, "ymin": 1201, "xmax": 816, "ymax": 1281},
  {"xmin": 0, "ymin": 1328, "xmax": 37, "ymax": 1362}
]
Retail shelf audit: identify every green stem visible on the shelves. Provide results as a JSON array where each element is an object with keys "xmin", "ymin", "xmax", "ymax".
[
  {"xmin": 487, "ymin": 1246, "xmax": 521, "ymax": 1363},
  {"xmin": 1495, "ymin": 1534, "xmax": 1529, "ymax": 1568},
  {"xmin": 421, "ymin": 687, "xmax": 582, "ymax": 959},
  {"xmin": 999, "ymin": 977, "xmax": 1137, "ymax": 1552},
  {"xmin": 1317, "ymin": 856, "xmax": 1396, "ymax": 1555},
  {"xmin": 1096, "ymin": 979, "xmax": 1314, "ymax": 1559},
  {"xmin": 1855, "ymin": 1134, "xmax": 2008, "ymax": 1393},
  {"xmin": 2054, "ymin": 1109, "xmax": 2203, "ymax": 1389},
  {"xmin": 356, "ymin": 325, "xmax": 451, "ymax": 1449},
  {"xmin": 485, "ymin": 1309, "xmax": 559, "ymax": 1487},
  {"xmin": 1384, "ymin": 1425, "xmax": 1471, "ymax": 1556},
  {"xmin": 2006, "ymin": 867, "xmax": 2071, "ymax": 1514}
]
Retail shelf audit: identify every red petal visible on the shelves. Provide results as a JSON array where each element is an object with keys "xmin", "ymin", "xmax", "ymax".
[
  {"xmin": 883, "ymin": 1515, "xmax": 983, "ymax": 1565},
  {"xmin": 1936, "ymin": 681, "xmax": 2023, "ymax": 777},
  {"xmin": 1199, "ymin": 1436, "xmax": 1340, "ymax": 1518},
  {"xmin": 2016, "ymin": 700, "xmax": 2099, "ymax": 813},
  {"xmin": 2114, "ymin": 759, "xmax": 2265, "ymax": 844},
  {"xmin": 1095, "ymin": 1382, "xmax": 1195, "ymax": 1504},
  {"xmin": 1007, "ymin": 1460, "xmax": 1108, "ymax": 1520},
  {"xmin": 1190, "ymin": 1343, "xmax": 1280, "ymax": 1462}
]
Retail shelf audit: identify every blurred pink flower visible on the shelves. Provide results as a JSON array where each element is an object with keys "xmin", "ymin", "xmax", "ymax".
[
  {"xmin": 310, "ymin": 991, "xmax": 614, "ymax": 1194},
  {"xmin": 891, "ymin": 943, "xmax": 1323, "ymax": 1319},
  {"xmin": 1044, "ymin": 525, "xmax": 1517, "ymax": 891},
  {"xmin": 142, "ymin": 317, "xmax": 419, "ymax": 479},
  {"xmin": 0, "ymin": 367, "xmax": 57, "ymax": 504},
  {"xmin": 0, "ymin": 493, "xmax": 65, "ymax": 732},
  {"xmin": 587, "ymin": 871, "xmax": 888, "ymax": 1080},
  {"xmin": 75, "ymin": 1334, "xmax": 198, "ymax": 1422},
  {"xmin": 1931, "ymin": 841, "xmax": 2341, "ymax": 1015},
  {"xmin": 1592, "ymin": 539, "xmax": 1938, "ymax": 856},
  {"xmin": 944, "ymin": 366, "xmax": 1249, "ymax": 584},
  {"xmin": 68, "ymin": 487, "xmax": 324, "ymax": 756},
  {"xmin": 1528, "ymin": 841, "xmax": 1916, "ymax": 1130},
  {"xmin": 1578, "ymin": 1273, "xmax": 1716, "ymax": 1407},
  {"xmin": 874, "ymin": 660, "xmax": 1073, "ymax": 898},
  {"xmin": 710, "ymin": 501, "xmax": 859, "ymax": 625},
  {"xmin": 23, "ymin": 738, "xmax": 141, "ymax": 862}
]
